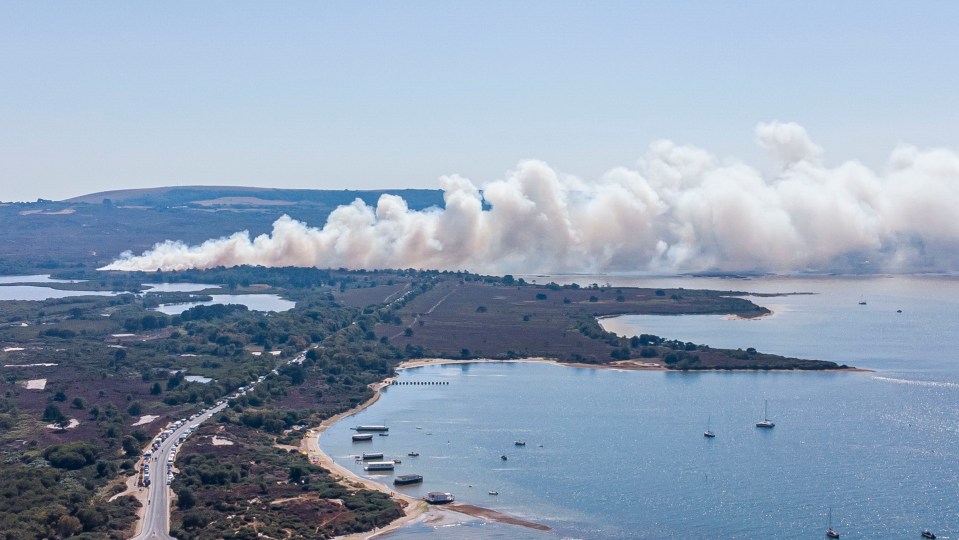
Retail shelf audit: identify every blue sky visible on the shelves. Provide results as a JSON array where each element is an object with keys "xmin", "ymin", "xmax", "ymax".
[{"xmin": 1, "ymin": 1, "xmax": 957, "ymax": 202}]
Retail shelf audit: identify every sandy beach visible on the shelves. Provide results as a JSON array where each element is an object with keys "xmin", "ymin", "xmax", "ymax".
[
  {"xmin": 301, "ymin": 379, "xmax": 435, "ymax": 539},
  {"xmin": 397, "ymin": 356, "xmax": 665, "ymax": 372},
  {"xmin": 301, "ymin": 375, "xmax": 552, "ymax": 539},
  {"xmin": 305, "ymin": 355, "xmax": 866, "ymax": 538}
]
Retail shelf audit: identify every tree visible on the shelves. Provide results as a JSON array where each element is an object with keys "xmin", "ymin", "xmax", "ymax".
[
  {"xmin": 176, "ymin": 488, "xmax": 196, "ymax": 509},
  {"xmin": 403, "ymin": 328, "xmax": 414, "ymax": 337},
  {"xmin": 288, "ymin": 465, "xmax": 308, "ymax": 484},
  {"xmin": 57, "ymin": 515, "xmax": 82, "ymax": 537},
  {"xmin": 127, "ymin": 402, "xmax": 142, "ymax": 416},
  {"xmin": 150, "ymin": 382, "xmax": 162, "ymax": 395},
  {"xmin": 43, "ymin": 404, "xmax": 66, "ymax": 424},
  {"xmin": 122, "ymin": 436, "xmax": 140, "ymax": 457}
]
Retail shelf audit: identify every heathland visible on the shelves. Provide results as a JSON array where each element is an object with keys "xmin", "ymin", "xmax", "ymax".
[{"xmin": 0, "ymin": 188, "xmax": 848, "ymax": 539}]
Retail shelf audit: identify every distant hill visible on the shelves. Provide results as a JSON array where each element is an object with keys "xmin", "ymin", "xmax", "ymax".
[
  {"xmin": 65, "ymin": 185, "xmax": 443, "ymax": 209},
  {"xmin": 0, "ymin": 186, "xmax": 444, "ymax": 274}
]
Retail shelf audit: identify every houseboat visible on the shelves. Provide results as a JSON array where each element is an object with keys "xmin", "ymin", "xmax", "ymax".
[
  {"xmin": 361, "ymin": 452, "xmax": 384, "ymax": 460},
  {"xmin": 363, "ymin": 461, "xmax": 395, "ymax": 471},
  {"xmin": 356, "ymin": 425, "xmax": 389, "ymax": 432},
  {"xmin": 393, "ymin": 474, "xmax": 423, "ymax": 486},
  {"xmin": 352, "ymin": 433, "xmax": 374, "ymax": 441},
  {"xmin": 424, "ymin": 492, "xmax": 454, "ymax": 504}
]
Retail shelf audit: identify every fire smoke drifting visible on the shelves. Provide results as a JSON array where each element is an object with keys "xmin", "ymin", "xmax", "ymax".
[{"xmin": 102, "ymin": 122, "xmax": 959, "ymax": 275}]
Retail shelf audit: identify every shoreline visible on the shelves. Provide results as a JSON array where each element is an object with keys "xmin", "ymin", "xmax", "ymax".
[
  {"xmin": 301, "ymin": 377, "xmax": 553, "ymax": 539},
  {"xmin": 301, "ymin": 380, "xmax": 430, "ymax": 540},
  {"xmin": 304, "ymin": 355, "xmax": 871, "ymax": 538},
  {"xmin": 398, "ymin": 357, "xmax": 871, "ymax": 373}
]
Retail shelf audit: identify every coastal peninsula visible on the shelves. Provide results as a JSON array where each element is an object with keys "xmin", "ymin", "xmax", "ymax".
[{"xmin": 0, "ymin": 266, "xmax": 853, "ymax": 539}]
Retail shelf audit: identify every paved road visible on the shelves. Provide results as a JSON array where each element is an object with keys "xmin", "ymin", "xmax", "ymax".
[
  {"xmin": 130, "ymin": 350, "xmax": 308, "ymax": 539},
  {"xmin": 131, "ymin": 402, "xmax": 226, "ymax": 540}
]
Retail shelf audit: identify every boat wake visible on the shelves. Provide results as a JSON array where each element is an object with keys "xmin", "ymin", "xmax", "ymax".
[{"xmin": 871, "ymin": 376, "xmax": 959, "ymax": 389}]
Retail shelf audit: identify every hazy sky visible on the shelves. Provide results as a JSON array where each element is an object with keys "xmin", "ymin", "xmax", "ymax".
[{"xmin": 2, "ymin": 1, "xmax": 957, "ymax": 202}]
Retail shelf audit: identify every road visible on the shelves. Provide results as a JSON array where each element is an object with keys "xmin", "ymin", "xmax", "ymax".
[
  {"xmin": 130, "ymin": 350, "xmax": 308, "ymax": 539},
  {"xmin": 131, "ymin": 402, "xmax": 227, "ymax": 540}
]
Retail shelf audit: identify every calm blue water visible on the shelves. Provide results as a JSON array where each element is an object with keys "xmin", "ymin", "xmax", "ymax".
[
  {"xmin": 0, "ymin": 276, "xmax": 295, "ymax": 312},
  {"xmin": 324, "ymin": 276, "xmax": 959, "ymax": 539},
  {"xmin": 152, "ymin": 293, "xmax": 295, "ymax": 315},
  {"xmin": 0, "ymin": 274, "xmax": 119, "ymax": 300}
]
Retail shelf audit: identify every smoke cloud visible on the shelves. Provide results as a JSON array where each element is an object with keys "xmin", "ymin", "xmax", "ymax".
[{"xmin": 102, "ymin": 122, "xmax": 959, "ymax": 275}]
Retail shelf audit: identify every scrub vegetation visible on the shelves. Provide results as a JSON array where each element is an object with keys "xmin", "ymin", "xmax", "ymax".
[{"xmin": 0, "ymin": 263, "xmax": 847, "ymax": 538}]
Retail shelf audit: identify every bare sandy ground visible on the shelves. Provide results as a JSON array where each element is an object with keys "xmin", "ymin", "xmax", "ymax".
[
  {"xmin": 25, "ymin": 378, "xmax": 47, "ymax": 390},
  {"xmin": 211, "ymin": 436, "xmax": 234, "ymax": 446},
  {"xmin": 131, "ymin": 415, "xmax": 159, "ymax": 426},
  {"xmin": 5, "ymin": 363, "xmax": 57, "ymax": 367},
  {"xmin": 109, "ymin": 465, "xmax": 149, "ymax": 539},
  {"xmin": 46, "ymin": 418, "xmax": 79, "ymax": 430}
]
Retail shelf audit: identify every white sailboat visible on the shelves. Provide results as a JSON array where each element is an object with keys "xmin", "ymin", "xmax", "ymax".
[
  {"xmin": 704, "ymin": 415, "xmax": 715, "ymax": 438},
  {"xmin": 756, "ymin": 400, "xmax": 775, "ymax": 428},
  {"xmin": 826, "ymin": 507, "xmax": 840, "ymax": 538}
]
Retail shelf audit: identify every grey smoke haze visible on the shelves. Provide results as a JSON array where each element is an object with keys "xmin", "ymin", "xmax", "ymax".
[{"xmin": 102, "ymin": 122, "xmax": 959, "ymax": 275}]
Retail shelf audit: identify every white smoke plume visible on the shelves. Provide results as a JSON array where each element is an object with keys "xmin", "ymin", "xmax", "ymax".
[{"xmin": 102, "ymin": 122, "xmax": 959, "ymax": 275}]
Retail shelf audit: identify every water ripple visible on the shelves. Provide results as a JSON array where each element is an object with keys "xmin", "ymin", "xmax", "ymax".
[{"xmin": 871, "ymin": 376, "xmax": 959, "ymax": 389}]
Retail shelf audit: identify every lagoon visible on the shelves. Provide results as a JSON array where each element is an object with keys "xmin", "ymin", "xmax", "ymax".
[
  {"xmin": 151, "ymin": 293, "xmax": 295, "ymax": 315},
  {"xmin": 0, "ymin": 274, "xmax": 120, "ymax": 301}
]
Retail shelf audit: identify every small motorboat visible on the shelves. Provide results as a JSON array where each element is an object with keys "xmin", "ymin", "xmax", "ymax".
[
  {"xmin": 500, "ymin": 455, "xmax": 508, "ymax": 461},
  {"xmin": 921, "ymin": 531, "xmax": 937, "ymax": 539},
  {"xmin": 514, "ymin": 440, "xmax": 526, "ymax": 446},
  {"xmin": 408, "ymin": 451, "xmax": 419, "ymax": 457},
  {"xmin": 488, "ymin": 490, "xmax": 498, "ymax": 495}
]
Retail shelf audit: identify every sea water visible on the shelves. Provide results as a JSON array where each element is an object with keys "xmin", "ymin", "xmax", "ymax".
[{"xmin": 318, "ymin": 276, "xmax": 959, "ymax": 539}]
